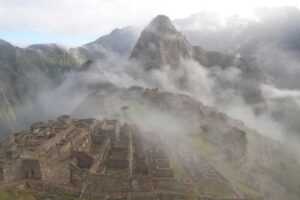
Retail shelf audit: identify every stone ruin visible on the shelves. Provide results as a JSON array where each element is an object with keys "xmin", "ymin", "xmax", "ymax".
[
  {"xmin": 144, "ymin": 88, "xmax": 159, "ymax": 96},
  {"xmin": 90, "ymin": 120, "xmax": 120, "ymax": 145},
  {"xmin": 71, "ymin": 122, "xmax": 194, "ymax": 200},
  {"xmin": 0, "ymin": 116, "xmax": 243, "ymax": 199},
  {"xmin": 57, "ymin": 115, "xmax": 72, "ymax": 124},
  {"xmin": 71, "ymin": 151, "xmax": 94, "ymax": 169}
]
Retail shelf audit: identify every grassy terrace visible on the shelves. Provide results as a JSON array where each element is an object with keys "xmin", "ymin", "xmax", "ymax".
[{"xmin": 0, "ymin": 188, "xmax": 78, "ymax": 200}]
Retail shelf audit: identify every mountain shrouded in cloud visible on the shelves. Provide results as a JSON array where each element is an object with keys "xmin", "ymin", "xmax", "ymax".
[
  {"xmin": 131, "ymin": 15, "xmax": 193, "ymax": 70},
  {"xmin": 0, "ymin": 12, "xmax": 285, "ymax": 136},
  {"xmin": 72, "ymin": 27, "xmax": 140, "ymax": 63},
  {"xmin": 0, "ymin": 40, "xmax": 79, "ymax": 133},
  {"xmin": 1, "ymin": 10, "xmax": 300, "ymax": 200},
  {"xmin": 130, "ymin": 14, "xmax": 264, "ymax": 107}
]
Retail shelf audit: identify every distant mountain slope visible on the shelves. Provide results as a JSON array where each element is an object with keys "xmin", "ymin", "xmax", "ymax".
[
  {"xmin": 0, "ymin": 40, "xmax": 79, "ymax": 134},
  {"xmin": 85, "ymin": 27, "xmax": 139, "ymax": 56},
  {"xmin": 71, "ymin": 27, "xmax": 139, "ymax": 63}
]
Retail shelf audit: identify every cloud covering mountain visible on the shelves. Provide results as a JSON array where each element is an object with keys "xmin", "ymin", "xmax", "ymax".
[{"xmin": 2, "ymin": 11, "xmax": 300, "ymax": 199}]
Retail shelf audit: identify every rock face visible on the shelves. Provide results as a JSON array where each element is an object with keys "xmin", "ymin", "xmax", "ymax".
[
  {"xmin": 192, "ymin": 46, "xmax": 236, "ymax": 68},
  {"xmin": 130, "ymin": 15, "xmax": 193, "ymax": 70}
]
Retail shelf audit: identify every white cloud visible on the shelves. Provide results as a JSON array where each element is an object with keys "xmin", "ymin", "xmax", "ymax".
[{"xmin": 0, "ymin": 0, "xmax": 299, "ymax": 39}]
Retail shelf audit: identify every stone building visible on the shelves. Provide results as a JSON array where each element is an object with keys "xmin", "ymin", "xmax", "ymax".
[
  {"xmin": 16, "ymin": 158, "xmax": 42, "ymax": 180},
  {"xmin": 90, "ymin": 119, "xmax": 120, "ymax": 145},
  {"xmin": 57, "ymin": 115, "xmax": 72, "ymax": 124}
]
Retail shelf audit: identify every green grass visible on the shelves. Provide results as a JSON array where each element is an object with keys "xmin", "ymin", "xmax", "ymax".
[
  {"xmin": 36, "ymin": 192, "xmax": 78, "ymax": 200},
  {"xmin": 0, "ymin": 104, "xmax": 16, "ymax": 122},
  {"xmin": 236, "ymin": 182, "xmax": 262, "ymax": 199},
  {"xmin": 0, "ymin": 186, "xmax": 79, "ymax": 200},
  {"xmin": 189, "ymin": 134, "xmax": 262, "ymax": 199},
  {"xmin": 189, "ymin": 134, "xmax": 216, "ymax": 157},
  {"xmin": 0, "ymin": 189, "xmax": 36, "ymax": 200},
  {"xmin": 169, "ymin": 158, "xmax": 187, "ymax": 180}
]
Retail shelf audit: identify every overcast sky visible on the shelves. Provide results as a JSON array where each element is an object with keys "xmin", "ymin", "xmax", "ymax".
[{"xmin": 0, "ymin": 0, "xmax": 299, "ymax": 46}]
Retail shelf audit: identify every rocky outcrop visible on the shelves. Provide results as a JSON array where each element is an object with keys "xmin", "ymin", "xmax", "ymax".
[{"xmin": 192, "ymin": 46, "xmax": 236, "ymax": 68}]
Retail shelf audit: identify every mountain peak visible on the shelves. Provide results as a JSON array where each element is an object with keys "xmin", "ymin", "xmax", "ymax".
[
  {"xmin": 130, "ymin": 15, "xmax": 193, "ymax": 70},
  {"xmin": 146, "ymin": 15, "xmax": 176, "ymax": 34}
]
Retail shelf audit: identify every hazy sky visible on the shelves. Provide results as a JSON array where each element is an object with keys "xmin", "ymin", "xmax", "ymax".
[{"xmin": 0, "ymin": 0, "xmax": 299, "ymax": 46}]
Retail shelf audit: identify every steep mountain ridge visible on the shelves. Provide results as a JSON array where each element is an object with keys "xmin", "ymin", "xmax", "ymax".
[{"xmin": 71, "ymin": 26, "xmax": 139, "ymax": 64}]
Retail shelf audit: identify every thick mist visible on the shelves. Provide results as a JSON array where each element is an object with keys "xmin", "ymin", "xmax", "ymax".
[
  {"xmin": 4, "ymin": 46, "xmax": 297, "ymax": 146},
  {"xmin": 175, "ymin": 7, "xmax": 300, "ymax": 88},
  {"xmin": 173, "ymin": 7, "xmax": 300, "ymax": 140},
  {"xmin": 4, "ymin": 6, "xmax": 300, "ymax": 147},
  {"xmin": 16, "ymin": 53, "xmax": 281, "ymax": 143},
  {"xmin": 1, "ymin": 6, "xmax": 300, "ymax": 200}
]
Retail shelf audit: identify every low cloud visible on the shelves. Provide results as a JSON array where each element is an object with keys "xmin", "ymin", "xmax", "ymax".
[{"xmin": 1, "ymin": 1, "xmax": 300, "ymax": 45}]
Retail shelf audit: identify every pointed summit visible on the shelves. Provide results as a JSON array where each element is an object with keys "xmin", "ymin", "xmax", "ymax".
[
  {"xmin": 130, "ymin": 15, "xmax": 193, "ymax": 70},
  {"xmin": 0, "ymin": 39, "xmax": 12, "ymax": 47},
  {"xmin": 146, "ymin": 15, "xmax": 177, "ymax": 34}
]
